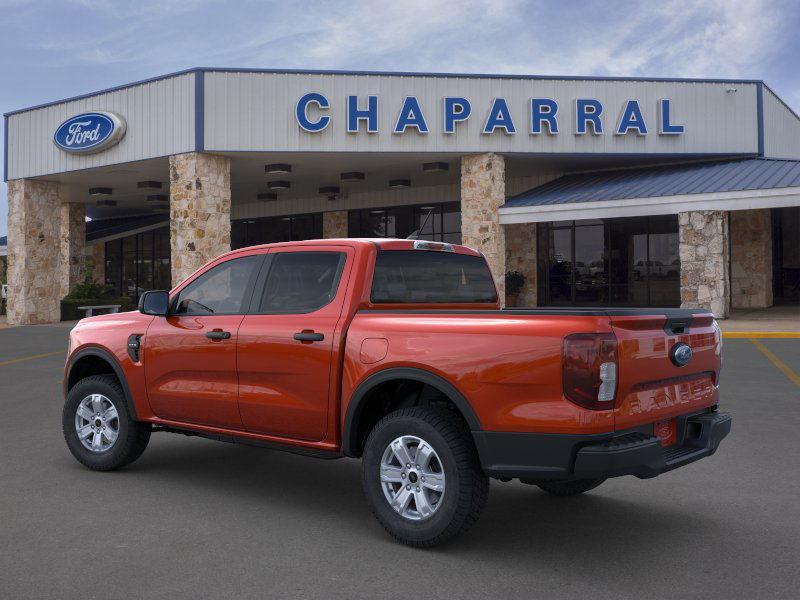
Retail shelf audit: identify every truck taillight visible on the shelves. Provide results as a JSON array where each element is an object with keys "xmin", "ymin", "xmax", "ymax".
[{"xmin": 562, "ymin": 333, "xmax": 618, "ymax": 410}]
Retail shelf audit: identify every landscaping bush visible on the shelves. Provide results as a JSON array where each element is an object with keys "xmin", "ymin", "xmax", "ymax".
[{"xmin": 60, "ymin": 280, "xmax": 133, "ymax": 321}]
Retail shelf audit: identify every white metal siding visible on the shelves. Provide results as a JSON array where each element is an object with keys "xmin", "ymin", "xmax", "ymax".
[
  {"xmin": 205, "ymin": 72, "xmax": 759, "ymax": 155},
  {"xmin": 763, "ymin": 87, "xmax": 800, "ymax": 159},
  {"xmin": 231, "ymin": 172, "xmax": 561, "ymax": 220},
  {"xmin": 6, "ymin": 73, "xmax": 195, "ymax": 180}
]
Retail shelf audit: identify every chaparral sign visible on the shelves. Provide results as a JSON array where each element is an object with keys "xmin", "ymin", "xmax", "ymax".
[
  {"xmin": 53, "ymin": 111, "xmax": 127, "ymax": 154},
  {"xmin": 295, "ymin": 94, "xmax": 685, "ymax": 137}
]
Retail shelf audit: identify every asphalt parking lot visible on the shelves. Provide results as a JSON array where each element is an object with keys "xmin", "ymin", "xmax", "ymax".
[{"xmin": 1, "ymin": 324, "xmax": 799, "ymax": 600}]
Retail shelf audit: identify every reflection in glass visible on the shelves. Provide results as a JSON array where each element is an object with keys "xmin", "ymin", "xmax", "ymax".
[{"xmin": 538, "ymin": 216, "xmax": 679, "ymax": 307}]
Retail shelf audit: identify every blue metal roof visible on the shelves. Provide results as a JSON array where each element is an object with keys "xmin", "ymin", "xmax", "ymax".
[{"xmin": 503, "ymin": 158, "xmax": 800, "ymax": 208}]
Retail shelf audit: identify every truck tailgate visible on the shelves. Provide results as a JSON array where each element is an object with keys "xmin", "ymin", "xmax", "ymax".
[{"xmin": 610, "ymin": 311, "xmax": 721, "ymax": 431}]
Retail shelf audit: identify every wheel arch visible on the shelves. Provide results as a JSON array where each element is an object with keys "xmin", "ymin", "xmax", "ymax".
[
  {"xmin": 65, "ymin": 347, "xmax": 139, "ymax": 421},
  {"xmin": 342, "ymin": 367, "xmax": 482, "ymax": 458}
]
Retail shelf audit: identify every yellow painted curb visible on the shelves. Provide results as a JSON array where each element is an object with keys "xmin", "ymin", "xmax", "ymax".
[{"xmin": 723, "ymin": 332, "xmax": 800, "ymax": 339}]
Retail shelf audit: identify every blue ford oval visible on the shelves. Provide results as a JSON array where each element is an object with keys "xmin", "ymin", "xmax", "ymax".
[{"xmin": 53, "ymin": 111, "xmax": 126, "ymax": 154}]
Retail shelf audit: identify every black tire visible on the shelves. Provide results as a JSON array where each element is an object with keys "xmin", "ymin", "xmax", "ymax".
[
  {"xmin": 361, "ymin": 407, "xmax": 489, "ymax": 548},
  {"xmin": 534, "ymin": 478, "xmax": 606, "ymax": 497},
  {"xmin": 62, "ymin": 374, "xmax": 151, "ymax": 471}
]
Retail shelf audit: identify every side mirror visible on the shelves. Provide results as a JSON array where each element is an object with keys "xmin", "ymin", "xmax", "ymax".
[{"xmin": 139, "ymin": 290, "xmax": 170, "ymax": 316}]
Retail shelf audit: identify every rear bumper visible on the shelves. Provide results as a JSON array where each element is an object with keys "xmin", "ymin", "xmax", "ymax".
[{"xmin": 473, "ymin": 409, "xmax": 731, "ymax": 480}]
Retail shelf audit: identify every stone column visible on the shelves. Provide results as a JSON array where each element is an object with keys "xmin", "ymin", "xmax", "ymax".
[
  {"xmin": 323, "ymin": 210, "xmax": 348, "ymax": 238},
  {"xmin": 7, "ymin": 179, "xmax": 62, "ymax": 325},
  {"xmin": 504, "ymin": 223, "xmax": 537, "ymax": 306},
  {"xmin": 461, "ymin": 153, "xmax": 506, "ymax": 302},
  {"xmin": 730, "ymin": 209, "xmax": 772, "ymax": 309},
  {"xmin": 86, "ymin": 243, "xmax": 105, "ymax": 285},
  {"xmin": 59, "ymin": 203, "xmax": 86, "ymax": 299},
  {"xmin": 679, "ymin": 210, "xmax": 730, "ymax": 318},
  {"xmin": 169, "ymin": 152, "xmax": 231, "ymax": 285}
]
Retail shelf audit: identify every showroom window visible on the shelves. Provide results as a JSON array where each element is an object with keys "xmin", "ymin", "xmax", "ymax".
[
  {"xmin": 537, "ymin": 215, "xmax": 680, "ymax": 307},
  {"xmin": 348, "ymin": 202, "xmax": 460, "ymax": 243},
  {"xmin": 232, "ymin": 213, "xmax": 323, "ymax": 249}
]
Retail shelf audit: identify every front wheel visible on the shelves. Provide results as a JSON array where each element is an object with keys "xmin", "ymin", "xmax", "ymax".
[
  {"xmin": 361, "ymin": 407, "xmax": 489, "ymax": 547},
  {"xmin": 62, "ymin": 374, "xmax": 151, "ymax": 471}
]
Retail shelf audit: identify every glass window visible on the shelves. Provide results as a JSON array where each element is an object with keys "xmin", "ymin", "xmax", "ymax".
[
  {"xmin": 174, "ymin": 255, "xmax": 261, "ymax": 315},
  {"xmin": 538, "ymin": 216, "xmax": 679, "ymax": 307},
  {"xmin": 257, "ymin": 252, "xmax": 346, "ymax": 313},
  {"xmin": 349, "ymin": 202, "xmax": 461, "ymax": 243},
  {"xmin": 371, "ymin": 251, "xmax": 497, "ymax": 304},
  {"xmin": 231, "ymin": 214, "xmax": 323, "ymax": 249}
]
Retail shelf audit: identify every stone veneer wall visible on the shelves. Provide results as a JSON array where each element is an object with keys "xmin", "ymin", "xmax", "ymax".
[
  {"xmin": 169, "ymin": 152, "xmax": 231, "ymax": 286},
  {"xmin": 504, "ymin": 223, "xmax": 537, "ymax": 306},
  {"xmin": 323, "ymin": 210, "xmax": 348, "ymax": 238},
  {"xmin": 679, "ymin": 210, "xmax": 730, "ymax": 318},
  {"xmin": 6, "ymin": 179, "xmax": 63, "ymax": 325},
  {"xmin": 730, "ymin": 209, "xmax": 772, "ymax": 309},
  {"xmin": 86, "ymin": 243, "xmax": 105, "ymax": 285},
  {"xmin": 461, "ymin": 153, "xmax": 506, "ymax": 302},
  {"xmin": 59, "ymin": 203, "xmax": 86, "ymax": 299}
]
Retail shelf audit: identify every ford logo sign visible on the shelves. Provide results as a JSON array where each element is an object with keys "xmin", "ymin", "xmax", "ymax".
[
  {"xmin": 670, "ymin": 342, "xmax": 693, "ymax": 367},
  {"xmin": 53, "ymin": 111, "xmax": 126, "ymax": 154}
]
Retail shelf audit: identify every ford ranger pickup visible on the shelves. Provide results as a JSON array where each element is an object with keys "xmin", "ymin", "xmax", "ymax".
[{"xmin": 63, "ymin": 238, "xmax": 731, "ymax": 547}]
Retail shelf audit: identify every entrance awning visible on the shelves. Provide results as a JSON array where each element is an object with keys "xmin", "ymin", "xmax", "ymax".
[{"xmin": 500, "ymin": 158, "xmax": 800, "ymax": 224}]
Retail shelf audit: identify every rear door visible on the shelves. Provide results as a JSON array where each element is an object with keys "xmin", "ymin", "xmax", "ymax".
[
  {"xmin": 145, "ymin": 254, "xmax": 263, "ymax": 428},
  {"xmin": 610, "ymin": 311, "xmax": 721, "ymax": 431},
  {"xmin": 237, "ymin": 246, "xmax": 352, "ymax": 441}
]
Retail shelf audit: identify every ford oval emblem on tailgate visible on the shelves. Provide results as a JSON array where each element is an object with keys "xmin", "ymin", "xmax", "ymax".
[{"xmin": 670, "ymin": 342, "xmax": 693, "ymax": 367}]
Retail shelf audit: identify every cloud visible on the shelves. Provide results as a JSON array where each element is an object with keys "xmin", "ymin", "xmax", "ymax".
[{"xmin": 1, "ymin": 0, "xmax": 799, "ymax": 237}]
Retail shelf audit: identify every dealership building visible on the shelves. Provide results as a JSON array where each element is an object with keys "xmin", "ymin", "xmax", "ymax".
[{"xmin": 3, "ymin": 67, "xmax": 799, "ymax": 324}]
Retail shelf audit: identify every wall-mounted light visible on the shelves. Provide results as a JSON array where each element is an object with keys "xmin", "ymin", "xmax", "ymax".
[
  {"xmin": 319, "ymin": 186, "xmax": 340, "ymax": 195},
  {"xmin": 89, "ymin": 187, "xmax": 112, "ymax": 196},
  {"xmin": 146, "ymin": 194, "xmax": 169, "ymax": 202},
  {"xmin": 340, "ymin": 172, "xmax": 365, "ymax": 182},
  {"xmin": 137, "ymin": 181, "xmax": 163, "ymax": 189},
  {"xmin": 265, "ymin": 163, "xmax": 292, "ymax": 174},
  {"xmin": 257, "ymin": 192, "xmax": 278, "ymax": 201},
  {"xmin": 268, "ymin": 180, "xmax": 291, "ymax": 190},
  {"xmin": 95, "ymin": 199, "xmax": 117, "ymax": 207},
  {"xmin": 388, "ymin": 179, "xmax": 411, "ymax": 188},
  {"xmin": 422, "ymin": 162, "xmax": 449, "ymax": 173}
]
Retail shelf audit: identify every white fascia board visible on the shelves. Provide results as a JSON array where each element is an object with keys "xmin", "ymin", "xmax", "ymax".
[{"xmin": 499, "ymin": 186, "xmax": 800, "ymax": 224}]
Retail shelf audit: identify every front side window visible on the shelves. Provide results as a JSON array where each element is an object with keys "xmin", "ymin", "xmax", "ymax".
[
  {"xmin": 371, "ymin": 251, "xmax": 497, "ymax": 304},
  {"xmin": 257, "ymin": 252, "xmax": 346, "ymax": 313},
  {"xmin": 173, "ymin": 255, "xmax": 261, "ymax": 315}
]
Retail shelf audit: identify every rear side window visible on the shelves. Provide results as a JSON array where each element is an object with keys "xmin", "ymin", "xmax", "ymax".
[
  {"xmin": 371, "ymin": 251, "xmax": 497, "ymax": 304},
  {"xmin": 257, "ymin": 252, "xmax": 346, "ymax": 313}
]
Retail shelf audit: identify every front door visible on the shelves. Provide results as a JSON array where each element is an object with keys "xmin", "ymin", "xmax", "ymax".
[
  {"xmin": 145, "ymin": 254, "xmax": 263, "ymax": 429},
  {"xmin": 237, "ymin": 246, "xmax": 352, "ymax": 441}
]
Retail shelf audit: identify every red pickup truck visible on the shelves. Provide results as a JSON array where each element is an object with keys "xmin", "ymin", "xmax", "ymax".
[{"xmin": 63, "ymin": 238, "xmax": 731, "ymax": 546}]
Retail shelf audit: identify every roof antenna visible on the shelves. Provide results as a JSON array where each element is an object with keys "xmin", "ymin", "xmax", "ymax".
[{"xmin": 407, "ymin": 207, "xmax": 434, "ymax": 240}]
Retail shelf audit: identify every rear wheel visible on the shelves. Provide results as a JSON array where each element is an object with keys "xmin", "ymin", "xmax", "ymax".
[
  {"xmin": 533, "ymin": 478, "xmax": 606, "ymax": 497},
  {"xmin": 62, "ymin": 374, "xmax": 151, "ymax": 471},
  {"xmin": 362, "ymin": 407, "xmax": 489, "ymax": 547}
]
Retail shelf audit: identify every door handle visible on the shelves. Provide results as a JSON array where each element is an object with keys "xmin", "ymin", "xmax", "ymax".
[
  {"xmin": 293, "ymin": 331, "xmax": 324, "ymax": 342},
  {"xmin": 205, "ymin": 330, "xmax": 231, "ymax": 340}
]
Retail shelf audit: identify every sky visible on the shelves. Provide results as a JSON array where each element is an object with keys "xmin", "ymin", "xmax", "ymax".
[{"xmin": 1, "ymin": 0, "xmax": 799, "ymax": 238}]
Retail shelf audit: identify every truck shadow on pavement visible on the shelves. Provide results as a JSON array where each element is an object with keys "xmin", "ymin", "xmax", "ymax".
[{"xmin": 87, "ymin": 434, "xmax": 721, "ymax": 564}]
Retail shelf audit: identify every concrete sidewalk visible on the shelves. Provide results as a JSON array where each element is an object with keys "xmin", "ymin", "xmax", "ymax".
[{"xmin": 720, "ymin": 305, "xmax": 800, "ymax": 334}]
